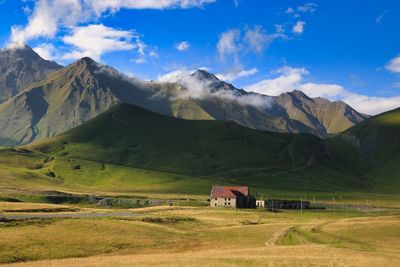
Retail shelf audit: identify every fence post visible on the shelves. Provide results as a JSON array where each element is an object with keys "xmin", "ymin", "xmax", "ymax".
[{"xmin": 300, "ymin": 196, "xmax": 303, "ymax": 215}]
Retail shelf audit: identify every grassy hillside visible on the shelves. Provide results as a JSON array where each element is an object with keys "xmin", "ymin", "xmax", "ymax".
[
  {"xmin": 328, "ymin": 107, "xmax": 400, "ymax": 193},
  {"xmin": 10, "ymin": 103, "xmax": 368, "ymax": 194},
  {"xmin": 1, "ymin": 103, "xmax": 399, "ymax": 199}
]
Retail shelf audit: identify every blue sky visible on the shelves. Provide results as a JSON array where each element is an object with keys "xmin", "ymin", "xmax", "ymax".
[{"xmin": 1, "ymin": 0, "xmax": 400, "ymax": 114}]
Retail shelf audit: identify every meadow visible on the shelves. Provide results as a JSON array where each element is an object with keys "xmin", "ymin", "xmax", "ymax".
[{"xmin": 1, "ymin": 201, "xmax": 400, "ymax": 266}]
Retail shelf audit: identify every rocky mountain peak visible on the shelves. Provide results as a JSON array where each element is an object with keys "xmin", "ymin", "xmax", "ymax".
[
  {"xmin": 0, "ymin": 45, "xmax": 62, "ymax": 103},
  {"xmin": 191, "ymin": 69, "xmax": 220, "ymax": 83},
  {"xmin": 283, "ymin": 90, "xmax": 312, "ymax": 100}
]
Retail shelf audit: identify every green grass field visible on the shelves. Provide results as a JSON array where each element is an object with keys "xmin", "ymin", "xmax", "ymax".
[{"xmin": 1, "ymin": 146, "xmax": 399, "ymax": 208}]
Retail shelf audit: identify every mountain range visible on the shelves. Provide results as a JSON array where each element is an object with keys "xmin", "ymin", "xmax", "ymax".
[
  {"xmin": 0, "ymin": 46, "xmax": 399, "ymax": 195},
  {"xmin": 19, "ymin": 101, "xmax": 400, "ymax": 194},
  {"xmin": 0, "ymin": 46, "xmax": 368, "ymax": 146}
]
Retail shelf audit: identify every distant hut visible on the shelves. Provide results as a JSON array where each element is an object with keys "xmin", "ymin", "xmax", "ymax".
[
  {"xmin": 266, "ymin": 199, "xmax": 310, "ymax": 210},
  {"xmin": 210, "ymin": 186, "xmax": 255, "ymax": 208},
  {"xmin": 256, "ymin": 200, "xmax": 266, "ymax": 208}
]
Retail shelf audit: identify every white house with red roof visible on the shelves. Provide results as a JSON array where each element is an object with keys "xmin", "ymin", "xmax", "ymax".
[{"xmin": 210, "ymin": 186, "xmax": 256, "ymax": 208}]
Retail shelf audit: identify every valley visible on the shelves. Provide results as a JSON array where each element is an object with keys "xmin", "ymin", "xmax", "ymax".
[{"xmin": 0, "ymin": 37, "xmax": 399, "ymax": 266}]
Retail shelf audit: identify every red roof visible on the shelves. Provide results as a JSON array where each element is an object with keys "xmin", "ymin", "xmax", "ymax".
[{"xmin": 211, "ymin": 186, "xmax": 249, "ymax": 198}]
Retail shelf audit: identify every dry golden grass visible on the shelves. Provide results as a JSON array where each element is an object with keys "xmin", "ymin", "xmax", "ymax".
[
  {"xmin": 4, "ymin": 245, "xmax": 400, "ymax": 267},
  {"xmin": 0, "ymin": 202, "xmax": 80, "ymax": 211},
  {"xmin": 1, "ymin": 206, "xmax": 400, "ymax": 266},
  {"xmin": 0, "ymin": 201, "xmax": 111, "ymax": 214}
]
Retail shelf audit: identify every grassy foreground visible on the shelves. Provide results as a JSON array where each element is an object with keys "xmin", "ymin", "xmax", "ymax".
[{"xmin": 0, "ymin": 202, "xmax": 400, "ymax": 266}]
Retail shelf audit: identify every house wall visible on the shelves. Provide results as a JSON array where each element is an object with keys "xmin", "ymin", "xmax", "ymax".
[
  {"xmin": 256, "ymin": 200, "xmax": 265, "ymax": 208},
  {"xmin": 210, "ymin": 197, "xmax": 236, "ymax": 208}
]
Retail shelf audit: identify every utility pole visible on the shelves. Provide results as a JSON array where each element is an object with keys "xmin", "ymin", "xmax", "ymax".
[
  {"xmin": 333, "ymin": 197, "xmax": 336, "ymax": 217},
  {"xmin": 304, "ymin": 171, "xmax": 309, "ymax": 201},
  {"xmin": 271, "ymin": 198, "xmax": 274, "ymax": 213}
]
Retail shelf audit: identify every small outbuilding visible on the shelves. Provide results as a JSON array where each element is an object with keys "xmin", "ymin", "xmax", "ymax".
[
  {"xmin": 210, "ymin": 186, "xmax": 255, "ymax": 208},
  {"xmin": 266, "ymin": 199, "xmax": 310, "ymax": 210},
  {"xmin": 256, "ymin": 200, "xmax": 266, "ymax": 208}
]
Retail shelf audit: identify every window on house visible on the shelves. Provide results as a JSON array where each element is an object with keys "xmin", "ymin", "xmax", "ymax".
[{"xmin": 215, "ymin": 203, "xmax": 217, "ymax": 206}]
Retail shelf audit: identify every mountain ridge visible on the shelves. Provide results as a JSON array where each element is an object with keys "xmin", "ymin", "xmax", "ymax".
[
  {"xmin": 0, "ymin": 50, "xmax": 369, "ymax": 145},
  {"xmin": 275, "ymin": 90, "xmax": 368, "ymax": 135},
  {"xmin": 0, "ymin": 45, "xmax": 62, "ymax": 103}
]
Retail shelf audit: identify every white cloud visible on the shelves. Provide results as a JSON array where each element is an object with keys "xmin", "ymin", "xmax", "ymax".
[
  {"xmin": 244, "ymin": 26, "xmax": 286, "ymax": 54},
  {"xmin": 217, "ymin": 29, "xmax": 241, "ymax": 59},
  {"xmin": 216, "ymin": 68, "xmax": 258, "ymax": 82},
  {"xmin": 385, "ymin": 56, "xmax": 400, "ymax": 73},
  {"xmin": 275, "ymin": 24, "xmax": 285, "ymax": 34},
  {"xmin": 62, "ymin": 24, "xmax": 135, "ymax": 61},
  {"xmin": 8, "ymin": 0, "xmax": 216, "ymax": 47},
  {"xmin": 132, "ymin": 39, "xmax": 159, "ymax": 64},
  {"xmin": 286, "ymin": 7, "xmax": 295, "ymax": 14},
  {"xmin": 33, "ymin": 43, "xmax": 57, "ymax": 61},
  {"xmin": 22, "ymin": 5, "xmax": 33, "ymax": 15},
  {"xmin": 158, "ymin": 69, "xmax": 272, "ymax": 108},
  {"xmin": 176, "ymin": 41, "xmax": 190, "ymax": 51},
  {"xmin": 286, "ymin": 3, "xmax": 317, "ymax": 18},
  {"xmin": 297, "ymin": 83, "xmax": 393, "ymax": 115},
  {"xmin": 376, "ymin": 10, "xmax": 388, "ymax": 24},
  {"xmin": 393, "ymin": 82, "xmax": 400, "ymax": 89},
  {"xmin": 341, "ymin": 94, "xmax": 400, "ymax": 116},
  {"xmin": 86, "ymin": 0, "xmax": 216, "ymax": 14},
  {"xmin": 245, "ymin": 66, "xmax": 308, "ymax": 96},
  {"xmin": 9, "ymin": 0, "xmax": 83, "ymax": 48},
  {"xmin": 244, "ymin": 66, "xmax": 400, "ymax": 115},
  {"xmin": 298, "ymin": 83, "xmax": 345, "ymax": 99},
  {"xmin": 133, "ymin": 57, "xmax": 147, "ymax": 64},
  {"xmin": 217, "ymin": 26, "xmax": 286, "ymax": 59},
  {"xmin": 297, "ymin": 3, "xmax": 317, "ymax": 13},
  {"xmin": 292, "ymin": 21, "xmax": 306, "ymax": 34}
]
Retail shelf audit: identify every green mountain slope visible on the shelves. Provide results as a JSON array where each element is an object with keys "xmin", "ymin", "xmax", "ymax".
[
  {"xmin": 22, "ymin": 103, "xmax": 368, "ymax": 193},
  {"xmin": 329, "ymin": 107, "xmax": 400, "ymax": 193}
]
